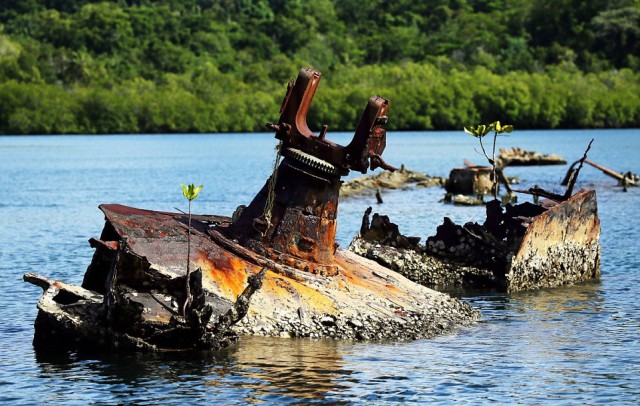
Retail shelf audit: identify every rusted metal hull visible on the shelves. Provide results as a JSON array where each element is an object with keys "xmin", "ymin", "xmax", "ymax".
[
  {"xmin": 24, "ymin": 67, "xmax": 479, "ymax": 351},
  {"xmin": 351, "ymin": 190, "xmax": 601, "ymax": 293},
  {"xmin": 86, "ymin": 204, "xmax": 478, "ymax": 340},
  {"xmin": 508, "ymin": 190, "xmax": 600, "ymax": 292}
]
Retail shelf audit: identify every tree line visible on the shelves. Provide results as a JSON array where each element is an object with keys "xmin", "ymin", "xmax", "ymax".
[{"xmin": 0, "ymin": 0, "xmax": 638, "ymax": 134}]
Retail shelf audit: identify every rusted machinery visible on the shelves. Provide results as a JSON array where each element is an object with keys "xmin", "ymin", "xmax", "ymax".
[
  {"xmin": 25, "ymin": 68, "xmax": 478, "ymax": 351},
  {"xmin": 226, "ymin": 67, "xmax": 396, "ymax": 276}
]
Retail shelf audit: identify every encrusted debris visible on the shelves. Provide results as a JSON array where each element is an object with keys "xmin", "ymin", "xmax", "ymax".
[
  {"xmin": 350, "ymin": 188, "xmax": 601, "ymax": 292},
  {"xmin": 341, "ymin": 164, "xmax": 445, "ymax": 198},
  {"xmin": 445, "ymin": 166, "xmax": 494, "ymax": 196},
  {"xmin": 24, "ymin": 264, "xmax": 266, "ymax": 352},
  {"xmin": 497, "ymin": 147, "xmax": 567, "ymax": 167},
  {"xmin": 441, "ymin": 194, "xmax": 486, "ymax": 206}
]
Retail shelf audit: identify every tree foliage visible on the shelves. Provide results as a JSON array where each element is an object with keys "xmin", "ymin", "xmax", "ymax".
[{"xmin": 0, "ymin": 0, "xmax": 638, "ymax": 134}]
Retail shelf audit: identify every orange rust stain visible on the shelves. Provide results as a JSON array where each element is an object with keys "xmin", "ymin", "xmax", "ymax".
[
  {"xmin": 288, "ymin": 278, "xmax": 336, "ymax": 312},
  {"xmin": 333, "ymin": 255, "xmax": 351, "ymax": 274},
  {"xmin": 332, "ymin": 253, "xmax": 379, "ymax": 290},
  {"xmin": 261, "ymin": 275, "xmax": 290, "ymax": 298},
  {"xmin": 196, "ymin": 249, "xmax": 247, "ymax": 298},
  {"xmin": 261, "ymin": 273, "xmax": 336, "ymax": 313}
]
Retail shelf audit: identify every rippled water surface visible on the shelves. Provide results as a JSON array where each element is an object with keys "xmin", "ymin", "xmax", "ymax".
[{"xmin": 1, "ymin": 130, "xmax": 639, "ymax": 404}]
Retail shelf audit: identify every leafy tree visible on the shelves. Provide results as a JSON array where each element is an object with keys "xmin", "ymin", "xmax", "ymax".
[{"xmin": 0, "ymin": 0, "xmax": 639, "ymax": 134}]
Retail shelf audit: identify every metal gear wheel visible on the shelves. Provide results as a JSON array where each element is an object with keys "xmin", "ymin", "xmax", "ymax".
[{"xmin": 283, "ymin": 148, "xmax": 339, "ymax": 175}]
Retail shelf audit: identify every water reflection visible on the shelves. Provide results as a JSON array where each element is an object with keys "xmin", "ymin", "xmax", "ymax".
[
  {"xmin": 33, "ymin": 336, "xmax": 351, "ymax": 403},
  {"xmin": 27, "ymin": 278, "xmax": 639, "ymax": 404},
  {"xmin": 509, "ymin": 280, "xmax": 604, "ymax": 314},
  {"xmin": 228, "ymin": 336, "xmax": 351, "ymax": 403}
]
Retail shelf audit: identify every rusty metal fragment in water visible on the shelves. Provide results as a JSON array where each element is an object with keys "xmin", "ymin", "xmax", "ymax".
[
  {"xmin": 445, "ymin": 166, "xmax": 494, "ymax": 196},
  {"xmin": 444, "ymin": 160, "xmax": 514, "ymax": 200},
  {"xmin": 562, "ymin": 158, "xmax": 638, "ymax": 188},
  {"xmin": 508, "ymin": 189, "xmax": 600, "ymax": 291},
  {"xmin": 351, "ymin": 189, "xmax": 601, "ymax": 292}
]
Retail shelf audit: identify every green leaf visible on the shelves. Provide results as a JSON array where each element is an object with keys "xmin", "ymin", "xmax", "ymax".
[
  {"xmin": 192, "ymin": 185, "xmax": 203, "ymax": 199},
  {"xmin": 502, "ymin": 125, "xmax": 513, "ymax": 133},
  {"xmin": 181, "ymin": 183, "xmax": 204, "ymax": 201},
  {"xmin": 465, "ymin": 124, "xmax": 492, "ymax": 137},
  {"xmin": 464, "ymin": 126, "xmax": 476, "ymax": 136}
]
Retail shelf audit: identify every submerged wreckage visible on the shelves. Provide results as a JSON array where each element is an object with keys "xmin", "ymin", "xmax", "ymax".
[
  {"xmin": 25, "ymin": 68, "xmax": 478, "ymax": 352},
  {"xmin": 351, "ymin": 146, "xmax": 601, "ymax": 292}
]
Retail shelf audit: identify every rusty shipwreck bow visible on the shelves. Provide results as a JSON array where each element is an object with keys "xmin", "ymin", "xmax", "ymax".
[{"xmin": 25, "ymin": 68, "xmax": 478, "ymax": 351}]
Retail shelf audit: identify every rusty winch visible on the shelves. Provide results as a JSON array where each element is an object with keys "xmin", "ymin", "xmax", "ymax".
[{"xmin": 226, "ymin": 67, "xmax": 396, "ymax": 276}]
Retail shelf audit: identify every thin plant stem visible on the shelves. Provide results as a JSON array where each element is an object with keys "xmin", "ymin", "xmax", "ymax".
[
  {"xmin": 478, "ymin": 135, "xmax": 497, "ymax": 200},
  {"xmin": 183, "ymin": 199, "xmax": 192, "ymax": 316},
  {"xmin": 478, "ymin": 135, "xmax": 490, "ymax": 162},
  {"xmin": 491, "ymin": 130, "xmax": 498, "ymax": 200}
]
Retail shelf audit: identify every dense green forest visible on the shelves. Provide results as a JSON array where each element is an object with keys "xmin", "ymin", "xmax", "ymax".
[{"xmin": 0, "ymin": 0, "xmax": 639, "ymax": 134}]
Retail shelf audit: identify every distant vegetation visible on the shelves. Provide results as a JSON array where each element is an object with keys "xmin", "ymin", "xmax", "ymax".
[{"xmin": 0, "ymin": 0, "xmax": 639, "ymax": 134}]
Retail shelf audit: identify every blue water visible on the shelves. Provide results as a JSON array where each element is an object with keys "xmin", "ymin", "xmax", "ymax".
[{"xmin": 1, "ymin": 130, "xmax": 639, "ymax": 404}]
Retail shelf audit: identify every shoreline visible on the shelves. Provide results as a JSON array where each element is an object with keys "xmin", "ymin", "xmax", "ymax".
[{"xmin": 2, "ymin": 127, "xmax": 639, "ymax": 137}]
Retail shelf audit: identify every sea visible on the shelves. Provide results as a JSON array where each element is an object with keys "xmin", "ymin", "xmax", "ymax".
[{"xmin": 1, "ymin": 129, "xmax": 639, "ymax": 404}]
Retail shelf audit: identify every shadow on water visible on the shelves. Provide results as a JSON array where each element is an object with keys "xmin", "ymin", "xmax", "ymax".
[
  {"xmin": 34, "ymin": 336, "xmax": 352, "ymax": 403},
  {"xmin": 444, "ymin": 279, "xmax": 604, "ymax": 315}
]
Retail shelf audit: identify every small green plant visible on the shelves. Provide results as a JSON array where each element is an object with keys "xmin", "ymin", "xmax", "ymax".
[
  {"xmin": 181, "ymin": 183, "xmax": 203, "ymax": 316},
  {"xmin": 464, "ymin": 121, "xmax": 513, "ymax": 200}
]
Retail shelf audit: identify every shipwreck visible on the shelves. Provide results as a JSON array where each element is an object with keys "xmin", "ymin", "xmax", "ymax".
[
  {"xmin": 25, "ymin": 68, "xmax": 478, "ymax": 352},
  {"xmin": 351, "ymin": 144, "xmax": 601, "ymax": 293}
]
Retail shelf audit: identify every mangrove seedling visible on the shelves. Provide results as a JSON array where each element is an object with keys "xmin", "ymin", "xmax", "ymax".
[
  {"xmin": 464, "ymin": 121, "xmax": 513, "ymax": 200},
  {"xmin": 180, "ymin": 183, "xmax": 203, "ymax": 316}
]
